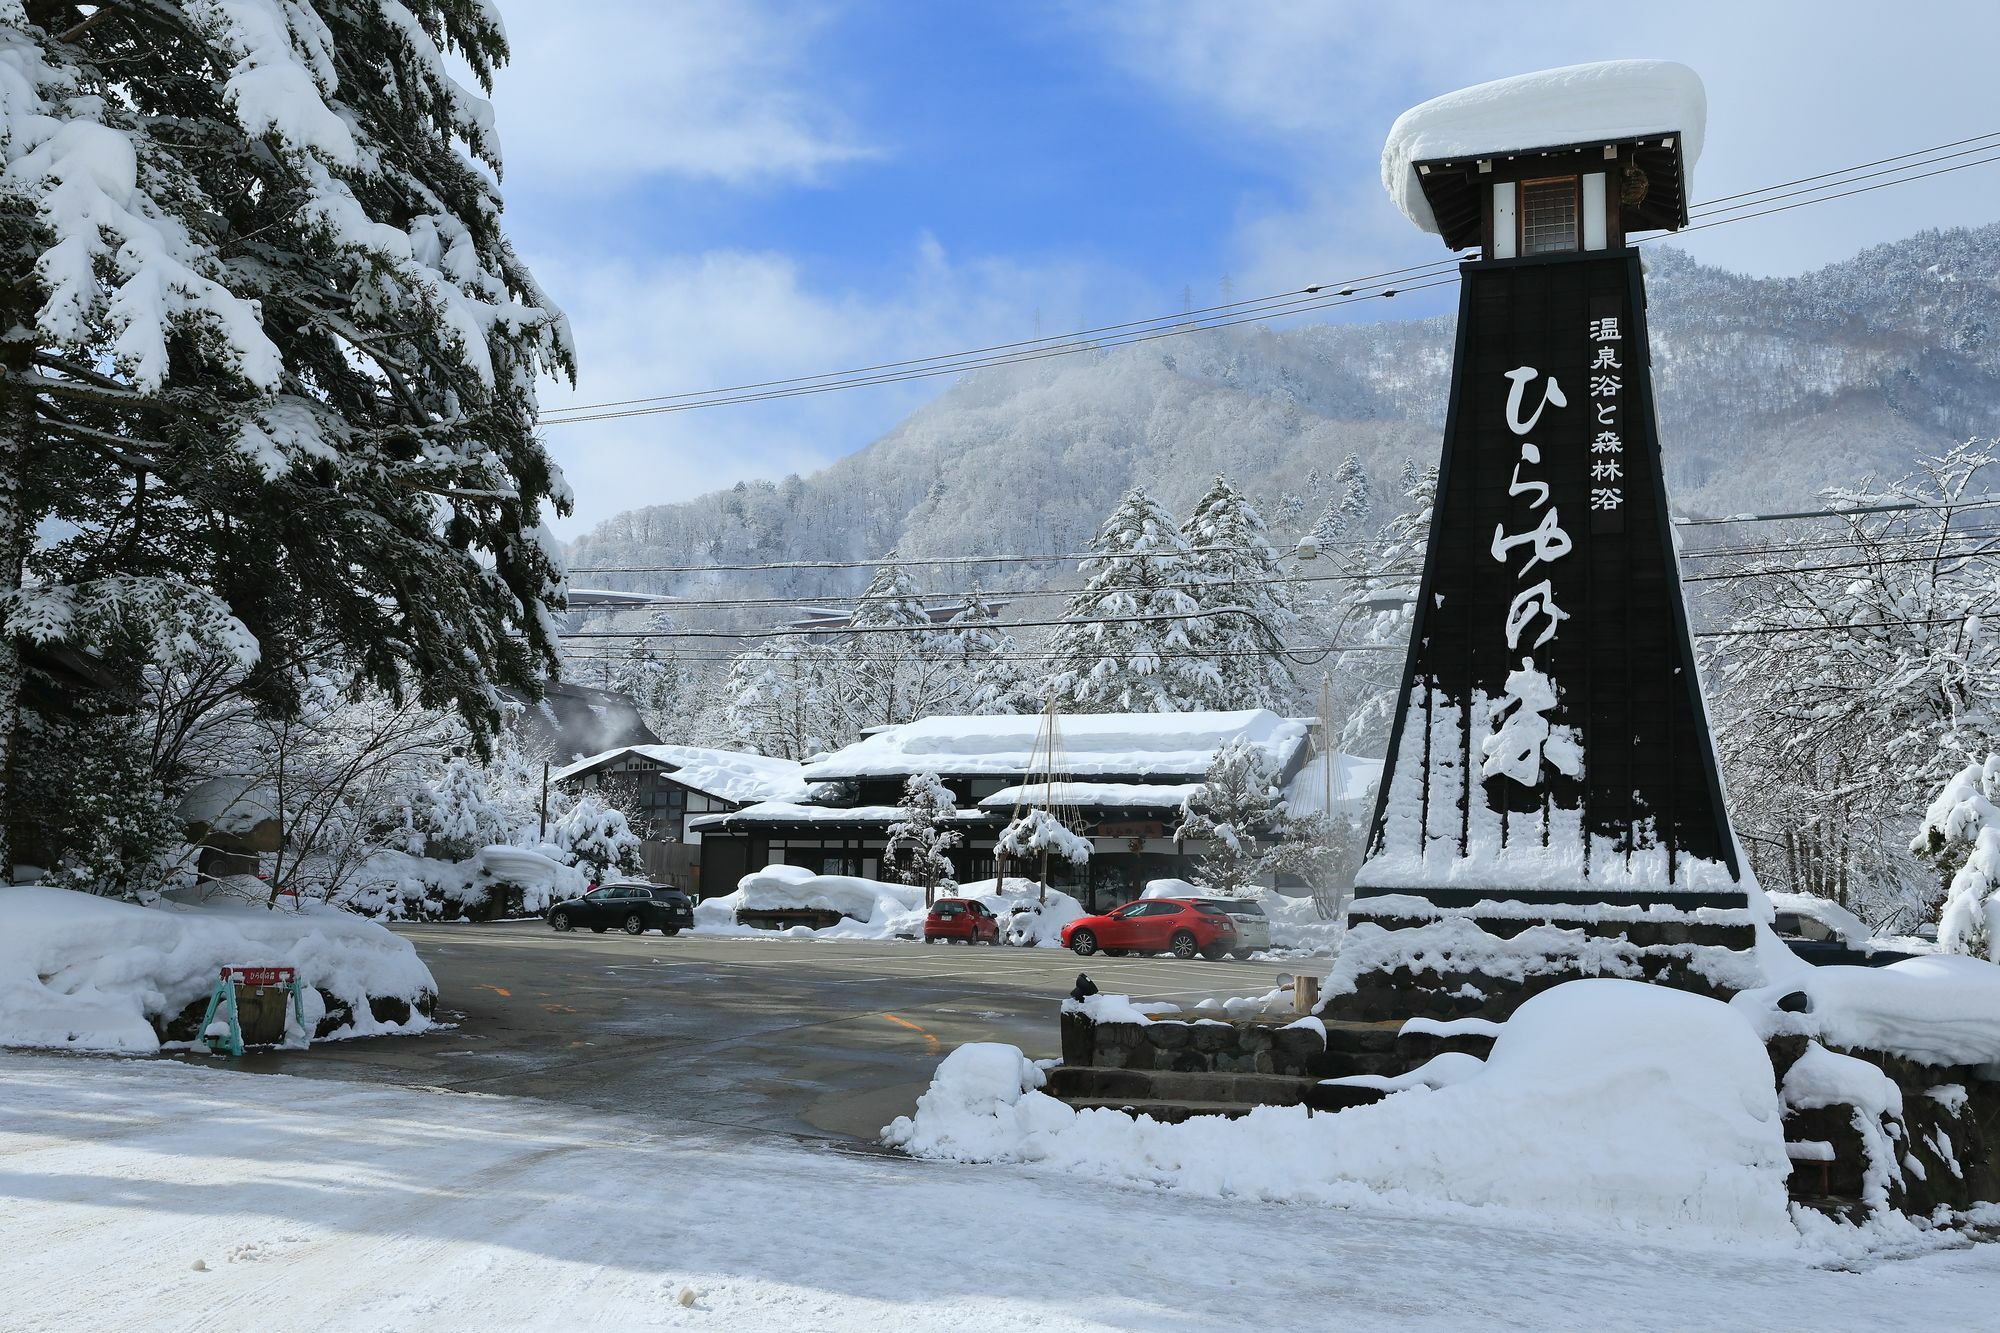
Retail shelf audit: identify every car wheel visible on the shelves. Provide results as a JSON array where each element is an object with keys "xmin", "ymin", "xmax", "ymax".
[
  {"xmin": 1169, "ymin": 931, "xmax": 1199, "ymax": 960},
  {"xmin": 663, "ymin": 927, "xmax": 681, "ymax": 937},
  {"xmin": 1069, "ymin": 928, "xmax": 1098, "ymax": 957},
  {"xmin": 623, "ymin": 913, "xmax": 645, "ymax": 935},
  {"xmin": 550, "ymin": 910, "xmax": 572, "ymax": 932},
  {"xmin": 1202, "ymin": 945, "xmax": 1229, "ymax": 961},
  {"xmin": 987, "ymin": 933, "xmax": 1000, "ymax": 946}
]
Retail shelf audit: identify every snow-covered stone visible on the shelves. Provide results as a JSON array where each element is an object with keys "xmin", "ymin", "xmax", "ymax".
[{"xmin": 0, "ymin": 886, "xmax": 434, "ymax": 1053}]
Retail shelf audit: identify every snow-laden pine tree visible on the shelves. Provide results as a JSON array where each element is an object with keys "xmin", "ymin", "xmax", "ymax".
[
  {"xmin": 883, "ymin": 771, "xmax": 961, "ymax": 905},
  {"xmin": 1298, "ymin": 453, "xmax": 1374, "ymax": 560},
  {"xmin": 1328, "ymin": 459, "xmax": 1434, "ymax": 757},
  {"xmin": 1041, "ymin": 489, "xmax": 1218, "ymax": 712},
  {"xmin": 723, "ymin": 640, "xmax": 850, "ymax": 760},
  {"xmin": 949, "ymin": 584, "xmax": 1034, "ymax": 715},
  {"xmin": 1174, "ymin": 736, "xmax": 1305, "ymax": 896},
  {"xmin": 0, "ymin": 4, "xmax": 572, "ymax": 870},
  {"xmin": 1911, "ymin": 754, "xmax": 2000, "ymax": 960},
  {"xmin": 1178, "ymin": 475, "xmax": 1300, "ymax": 711},
  {"xmin": 1707, "ymin": 444, "xmax": 2000, "ymax": 924},
  {"xmin": 845, "ymin": 555, "xmax": 965, "ymax": 729}
]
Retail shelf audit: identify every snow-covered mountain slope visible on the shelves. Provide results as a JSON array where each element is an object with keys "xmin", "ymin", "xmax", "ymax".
[{"xmin": 570, "ymin": 226, "xmax": 2000, "ymax": 607}]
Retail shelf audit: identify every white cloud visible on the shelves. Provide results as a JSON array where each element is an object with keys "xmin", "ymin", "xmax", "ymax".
[
  {"xmin": 531, "ymin": 238, "xmax": 1147, "ymax": 536},
  {"xmin": 1082, "ymin": 1, "xmax": 2000, "ymax": 281},
  {"xmin": 491, "ymin": 0, "xmax": 871, "ymax": 189}
]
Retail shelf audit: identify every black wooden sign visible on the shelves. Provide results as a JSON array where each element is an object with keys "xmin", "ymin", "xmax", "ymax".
[{"xmin": 1359, "ymin": 250, "xmax": 1741, "ymax": 906}]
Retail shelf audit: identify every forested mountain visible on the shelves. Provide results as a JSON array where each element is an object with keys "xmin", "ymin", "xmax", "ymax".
[{"xmin": 568, "ymin": 225, "xmax": 2000, "ymax": 612}]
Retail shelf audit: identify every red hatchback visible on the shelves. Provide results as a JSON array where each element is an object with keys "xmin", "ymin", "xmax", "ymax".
[
  {"xmin": 924, "ymin": 897, "xmax": 1002, "ymax": 945},
  {"xmin": 1062, "ymin": 898, "xmax": 1237, "ymax": 960}
]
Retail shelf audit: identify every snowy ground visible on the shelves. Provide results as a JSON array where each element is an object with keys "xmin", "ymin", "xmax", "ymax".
[{"xmin": 3, "ymin": 1054, "xmax": 1996, "ymax": 1331}]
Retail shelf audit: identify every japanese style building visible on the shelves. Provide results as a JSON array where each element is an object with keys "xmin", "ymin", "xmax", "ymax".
[
  {"xmin": 691, "ymin": 711, "xmax": 1376, "ymax": 912},
  {"xmin": 552, "ymin": 744, "xmax": 808, "ymax": 889}
]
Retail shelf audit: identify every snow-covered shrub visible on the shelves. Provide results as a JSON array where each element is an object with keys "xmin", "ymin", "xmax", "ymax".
[
  {"xmin": 998, "ymin": 808, "xmax": 1091, "ymax": 870},
  {"xmin": 549, "ymin": 795, "xmax": 641, "ymax": 880}
]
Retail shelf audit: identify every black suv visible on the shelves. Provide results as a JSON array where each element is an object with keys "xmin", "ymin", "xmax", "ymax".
[{"xmin": 548, "ymin": 880, "xmax": 695, "ymax": 936}]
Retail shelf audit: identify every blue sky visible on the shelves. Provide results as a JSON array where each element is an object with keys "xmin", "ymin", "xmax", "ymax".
[{"xmin": 491, "ymin": 1, "xmax": 2000, "ymax": 535}]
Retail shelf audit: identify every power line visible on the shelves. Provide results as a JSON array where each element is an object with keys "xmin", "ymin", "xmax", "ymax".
[
  {"xmin": 538, "ymin": 278, "xmax": 1460, "ymax": 425},
  {"xmin": 567, "ymin": 509, "xmax": 2000, "ymax": 579},
  {"xmin": 1682, "ymin": 138, "xmax": 2000, "ymax": 221},
  {"xmin": 539, "ymin": 131, "xmax": 2000, "ymax": 425},
  {"xmin": 1693, "ymin": 130, "xmax": 2000, "ymax": 208},
  {"xmin": 537, "ymin": 259, "xmax": 1464, "ymax": 418},
  {"xmin": 1645, "ymin": 150, "xmax": 2000, "ymax": 244},
  {"xmin": 1672, "ymin": 495, "xmax": 2000, "ymax": 526},
  {"xmin": 555, "ymin": 612, "xmax": 1979, "ymax": 669}
]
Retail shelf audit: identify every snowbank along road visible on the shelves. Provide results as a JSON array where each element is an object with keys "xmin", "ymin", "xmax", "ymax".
[{"xmin": 170, "ymin": 922, "xmax": 1315, "ymax": 1141}]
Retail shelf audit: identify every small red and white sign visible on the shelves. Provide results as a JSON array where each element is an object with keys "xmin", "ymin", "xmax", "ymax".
[{"xmin": 221, "ymin": 965, "xmax": 297, "ymax": 988}]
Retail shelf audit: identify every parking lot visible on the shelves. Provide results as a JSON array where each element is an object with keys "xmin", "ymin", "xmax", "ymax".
[{"xmin": 202, "ymin": 923, "xmax": 1323, "ymax": 1143}]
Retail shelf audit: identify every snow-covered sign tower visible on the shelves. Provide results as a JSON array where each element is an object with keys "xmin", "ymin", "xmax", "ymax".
[{"xmin": 1343, "ymin": 62, "xmax": 1751, "ymax": 1006}]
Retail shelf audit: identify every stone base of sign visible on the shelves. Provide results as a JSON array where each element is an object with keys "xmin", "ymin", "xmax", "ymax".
[{"xmin": 1317, "ymin": 893, "xmax": 1764, "ymax": 1025}]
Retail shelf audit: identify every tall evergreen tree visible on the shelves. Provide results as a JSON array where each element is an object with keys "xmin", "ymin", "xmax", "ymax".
[
  {"xmin": 1040, "ymin": 489, "xmax": 1215, "ymax": 712},
  {"xmin": 1178, "ymin": 475, "xmax": 1300, "ymax": 711},
  {"xmin": 0, "ymin": 4, "xmax": 573, "ymax": 870}
]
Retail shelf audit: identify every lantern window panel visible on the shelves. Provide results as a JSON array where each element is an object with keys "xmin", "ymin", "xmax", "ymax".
[{"xmin": 1520, "ymin": 176, "xmax": 1581, "ymax": 255}]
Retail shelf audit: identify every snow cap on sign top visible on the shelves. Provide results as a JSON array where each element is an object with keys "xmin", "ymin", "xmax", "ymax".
[{"xmin": 1382, "ymin": 60, "xmax": 1706, "ymax": 235}]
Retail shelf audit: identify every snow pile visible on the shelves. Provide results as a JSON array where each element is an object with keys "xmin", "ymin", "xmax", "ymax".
[
  {"xmin": 960, "ymin": 878, "xmax": 1086, "ymax": 948},
  {"xmin": 1382, "ymin": 60, "xmax": 1706, "ymax": 235},
  {"xmin": 1781, "ymin": 1042, "xmax": 1909, "ymax": 1211},
  {"xmin": 0, "ymin": 886, "xmax": 435, "ymax": 1053},
  {"xmin": 892, "ymin": 980, "xmax": 1793, "ymax": 1236},
  {"xmin": 693, "ymin": 865, "xmax": 926, "ymax": 939},
  {"xmin": 340, "ymin": 844, "xmax": 587, "ymax": 920},
  {"xmin": 1737, "ymin": 940, "xmax": 2000, "ymax": 1067}
]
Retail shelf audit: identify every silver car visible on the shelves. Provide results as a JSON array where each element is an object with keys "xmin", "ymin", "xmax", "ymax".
[{"xmin": 1197, "ymin": 898, "xmax": 1271, "ymax": 956}]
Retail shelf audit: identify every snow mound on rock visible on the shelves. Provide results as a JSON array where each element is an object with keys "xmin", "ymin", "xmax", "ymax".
[
  {"xmin": 1383, "ymin": 60, "xmax": 1705, "ymax": 235},
  {"xmin": 890, "ymin": 979, "xmax": 1792, "ymax": 1236},
  {"xmin": 693, "ymin": 865, "xmax": 926, "ymax": 939},
  {"xmin": 0, "ymin": 886, "xmax": 436, "ymax": 1053}
]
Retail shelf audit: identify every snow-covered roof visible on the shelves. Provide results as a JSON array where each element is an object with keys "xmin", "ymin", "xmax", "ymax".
[
  {"xmin": 800, "ymin": 710, "xmax": 1311, "ymax": 782},
  {"xmin": 1383, "ymin": 60, "xmax": 1706, "ymax": 236},
  {"xmin": 552, "ymin": 744, "xmax": 808, "ymax": 806},
  {"xmin": 688, "ymin": 802, "xmax": 992, "ymax": 829},
  {"xmin": 977, "ymin": 782, "xmax": 1204, "ymax": 811},
  {"xmin": 1283, "ymin": 753, "xmax": 1383, "ymax": 818}
]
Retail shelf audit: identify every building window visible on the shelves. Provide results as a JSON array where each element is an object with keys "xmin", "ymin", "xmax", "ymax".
[{"xmin": 1519, "ymin": 177, "xmax": 1579, "ymax": 255}]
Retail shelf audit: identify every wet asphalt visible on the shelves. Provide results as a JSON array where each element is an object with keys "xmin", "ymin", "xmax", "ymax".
[{"xmin": 189, "ymin": 922, "xmax": 1322, "ymax": 1143}]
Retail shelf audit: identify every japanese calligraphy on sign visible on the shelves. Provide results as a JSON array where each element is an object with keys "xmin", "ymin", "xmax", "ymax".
[{"xmin": 1586, "ymin": 315, "xmax": 1623, "ymax": 514}]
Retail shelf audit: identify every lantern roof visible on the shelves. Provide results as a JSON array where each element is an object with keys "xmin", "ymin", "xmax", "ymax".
[{"xmin": 1382, "ymin": 60, "xmax": 1705, "ymax": 249}]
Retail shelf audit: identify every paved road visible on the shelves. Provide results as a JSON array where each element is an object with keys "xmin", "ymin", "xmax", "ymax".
[{"xmin": 198, "ymin": 923, "xmax": 1324, "ymax": 1144}]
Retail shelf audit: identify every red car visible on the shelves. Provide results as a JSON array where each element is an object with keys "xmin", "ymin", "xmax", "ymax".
[
  {"xmin": 924, "ymin": 897, "xmax": 1002, "ymax": 945},
  {"xmin": 1062, "ymin": 898, "xmax": 1237, "ymax": 960}
]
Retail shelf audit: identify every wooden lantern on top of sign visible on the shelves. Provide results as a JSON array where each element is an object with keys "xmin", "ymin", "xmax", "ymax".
[{"xmin": 1352, "ymin": 62, "xmax": 1747, "ymax": 949}]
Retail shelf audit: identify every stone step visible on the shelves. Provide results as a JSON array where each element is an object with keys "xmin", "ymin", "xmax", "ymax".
[
  {"xmin": 1047, "ymin": 1066, "xmax": 1387, "ymax": 1116},
  {"xmin": 1320, "ymin": 1019, "xmax": 1405, "ymax": 1054},
  {"xmin": 1067, "ymin": 1098, "xmax": 1257, "ymax": 1124}
]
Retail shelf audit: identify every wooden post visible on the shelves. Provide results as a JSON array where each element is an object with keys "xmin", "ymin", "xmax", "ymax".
[{"xmin": 538, "ymin": 762, "xmax": 550, "ymax": 840}]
